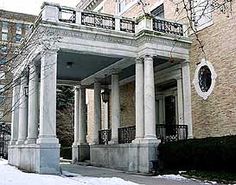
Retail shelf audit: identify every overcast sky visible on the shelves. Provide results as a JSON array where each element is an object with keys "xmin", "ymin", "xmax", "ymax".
[{"xmin": 0, "ymin": 0, "xmax": 79, "ymax": 15}]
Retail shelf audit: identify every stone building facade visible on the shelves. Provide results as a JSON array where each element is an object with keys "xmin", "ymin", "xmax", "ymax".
[{"xmin": 0, "ymin": 10, "xmax": 36, "ymax": 124}]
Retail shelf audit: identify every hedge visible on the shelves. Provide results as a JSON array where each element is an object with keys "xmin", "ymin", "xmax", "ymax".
[{"xmin": 158, "ymin": 135, "xmax": 236, "ymax": 173}]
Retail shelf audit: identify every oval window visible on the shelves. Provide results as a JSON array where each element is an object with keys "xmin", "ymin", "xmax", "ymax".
[{"xmin": 198, "ymin": 65, "xmax": 212, "ymax": 92}]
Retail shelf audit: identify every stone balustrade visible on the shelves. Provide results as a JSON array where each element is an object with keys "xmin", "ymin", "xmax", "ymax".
[{"xmin": 38, "ymin": 2, "xmax": 186, "ymax": 37}]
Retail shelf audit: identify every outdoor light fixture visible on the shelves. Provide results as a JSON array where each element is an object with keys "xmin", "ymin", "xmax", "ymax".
[
  {"xmin": 24, "ymin": 86, "xmax": 29, "ymax": 97},
  {"xmin": 66, "ymin": 62, "xmax": 73, "ymax": 69},
  {"xmin": 101, "ymin": 75, "xmax": 110, "ymax": 103}
]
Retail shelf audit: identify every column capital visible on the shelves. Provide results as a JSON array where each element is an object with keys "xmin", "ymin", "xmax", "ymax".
[
  {"xmin": 135, "ymin": 58, "xmax": 143, "ymax": 64},
  {"xmin": 143, "ymin": 55, "xmax": 154, "ymax": 62}
]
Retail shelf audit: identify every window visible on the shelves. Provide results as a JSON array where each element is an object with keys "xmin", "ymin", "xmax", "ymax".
[
  {"xmin": 151, "ymin": 4, "xmax": 164, "ymax": 18},
  {"xmin": 15, "ymin": 34, "xmax": 22, "ymax": 42},
  {"xmin": 198, "ymin": 66, "xmax": 212, "ymax": 92},
  {"xmin": 0, "ymin": 45, "xmax": 7, "ymax": 54},
  {"xmin": 16, "ymin": 23, "xmax": 22, "ymax": 34},
  {"xmin": 193, "ymin": 0, "xmax": 213, "ymax": 30},
  {"xmin": 1, "ymin": 22, "xmax": 8, "ymax": 41},
  {"xmin": 0, "ymin": 72, "xmax": 5, "ymax": 80},
  {"xmin": 0, "ymin": 59, "xmax": 6, "ymax": 65},
  {"xmin": 1, "ymin": 33, "xmax": 8, "ymax": 41},
  {"xmin": 118, "ymin": 0, "xmax": 126, "ymax": 13},
  {"xmin": 193, "ymin": 59, "xmax": 217, "ymax": 100},
  {"xmin": 2, "ymin": 22, "xmax": 8, "ymax": 33}
]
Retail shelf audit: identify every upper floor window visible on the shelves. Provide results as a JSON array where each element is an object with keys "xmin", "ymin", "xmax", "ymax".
[
  {"xmin": 193, "ymin": 0, "xmax": 213, "ymax": 30},
  {"xmin": 151, "ymin": 4, "xmax": 164, "ymax": 18},
  {"xmin": 2, "ymin": 22, "xmax": 8, "ymax": 33},
  {"xmin": 118, "ymin": 0, "xmax": 126, "ymax": 13},
  {"xmin": 1, "ymin": 22, "xmax": 8, "ymax": 41},
  {"xmin": 16, "ymin": 23, "xmax": 22, "ymax": 35},
  {"xmin": 0, "ymin": 72, "xmax": 5, "ymax": 80}
]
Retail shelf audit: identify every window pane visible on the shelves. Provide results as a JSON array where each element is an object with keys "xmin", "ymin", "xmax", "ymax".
[
  {"xmin": 0, "ymin": 59, "xmax": 6, "ymax": 65},
  {"xmin": 0, "ymin": 46, "xmax": 7, "ymax": 54},
  {"xmin": 0, "ymin": 72, "xmax": 5, "ymax": 80},
  {"xmin": 16, "ymin": 23, "xmax": 22, "ymax": 34},
  {"xmin": 2, "ymin": 33, "xmax": 8, "ymax": 41},
  {"xmin": 0, "ymin": 85, "xmax": 4, "ymax": 93},
  {"xmin": 2, "ymin": 22, "xmax": 8, "ymax": 33},
  {"xmin": 15, "ymin": 34, "xmax": 22, "ymax": 42}
]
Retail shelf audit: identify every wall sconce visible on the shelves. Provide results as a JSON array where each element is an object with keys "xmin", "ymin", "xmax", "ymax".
[
  {"xmin": 66, "ymin": 62, "xmax": 73, "ymax": 69},
  {"xmin": 24, "ymin": 86, "xmax": 29, "ymax": 97},
  {"xmin": 101, "ymin": 75, "xmax": 110, "ymax": 103}
]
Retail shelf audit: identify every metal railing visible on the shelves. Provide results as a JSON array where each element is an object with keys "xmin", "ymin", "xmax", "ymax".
[
  {"xmin": 156, "ymin": 124, "xmax": 188, "ymax": 142},
  {"xmin": 118, "ymin": 126, "xmax": 135, "ymax": 144},
  {"xmin": 153, "ymin": 18, "xmax": 184, "ymax": 36},
  {"xmin": 81, "ymin": 12, "xmax": 115, "ymax": 30},
  {"xmin": 98, "ymin": 124, "xmax": 187, "ymax": 145},
  {"xmin": 98, "ymin": 129, "xmax": 111, "ymax": 145},
  {"xmin": 120, "ymin": 19, "xmax": 135, "ymax": 33}
]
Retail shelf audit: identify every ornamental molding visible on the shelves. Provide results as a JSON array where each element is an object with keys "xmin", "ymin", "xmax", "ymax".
[
  {"xmin": 192, "ymin": 58, "xmax": 217, "ymax": 100},
  {"xmin": 38, "ymin": 25, "xmax": 136, "ymax": 46}
]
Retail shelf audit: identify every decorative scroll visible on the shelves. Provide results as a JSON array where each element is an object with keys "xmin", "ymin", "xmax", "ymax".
[
  {"xmin": 153, "ymin": 19, "xmax": 183, "ymax": 36},
  {"xmin": 118, "ymin": 126, "xmax": 135, "ymax": 144},
  {"xmin": 0, "ymin": 123, "xmax": 11, "ymax": 159},
  {"xmin": 156, "ymin": 124, "xmax": 188, "ymax": 143},
  {"xmin": 120, "ymin": 19, "xmax": 135, "ymax": 33},
  {"xmin": 59, "ymin": 8, "xmax": 76, "ymax": 23},
  {"xmin": 81, "ymin": 12, "xmax": 115, "ymax": 30},
  {"xmin": 99, "ymin": 129, "xmax": 111, "ymax": 145}
]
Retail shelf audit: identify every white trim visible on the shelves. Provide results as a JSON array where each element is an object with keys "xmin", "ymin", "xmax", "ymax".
[
  {"xmin": 117, "ymin": 0, "xmax": 139, "ymax": 16},
  {"xmin": 149, "ymin": 1, "xmax": 164, "ymax": 14},
  {"xmin": 93, "ymin": 0, "xmax": 106, "ymax": 12},
  {"xmin": 192, "ymin": 58, "xmax": 217, "ymax": 100}
]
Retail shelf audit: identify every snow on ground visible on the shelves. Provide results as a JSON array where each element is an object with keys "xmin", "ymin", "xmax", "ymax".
[
  {"xmin": 0, "ymin": 159, "xmax": 139, "ymax": 185},
  {"xmin": 154, "ymin": 174, "xmax": 188, "ymax": 181}
]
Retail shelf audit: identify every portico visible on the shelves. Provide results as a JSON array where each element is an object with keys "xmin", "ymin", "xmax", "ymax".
[{"xmin": 8, "ymin": 2, "xmax": 192, "ymax": 174}]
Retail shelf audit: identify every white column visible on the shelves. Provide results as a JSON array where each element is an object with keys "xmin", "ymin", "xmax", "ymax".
[
  {"xmin": 92, "ymin": 81, "xmax": 101, "ymax": 144},
  {"xmin": 103, "ymin": 102, "xmax": 109, "ymax": 129},
  {"xmin": 111, "ymin": 74, "xmax": 120, "ymax": 143},
  {"xmin": 144, "ymin": 55, "xmax": 157, "ymax": 140},
  {"xmin": 16, "ymin": 74, "xmax": 28, "ymax": 145},
  {"xmin": 134, "ymin": 58, "xmax": 144, "ymax": 142},
  {"xmin": 73, "ymin": 86, "xmax": 80, "ymax": 146},
  {"xmin": 37, "ymin": 50, "xmax": 58, "ymax": 144},
  {"xmin": 10, "ymin": 79, "xmax": 20, "ymax": 145},
  {"xmin": 78, "ymin": 86, "xmax": 87, "ymax": 144},
  {"xmin": 177, "ymin": 78, "xmax": 184, "ymax": 125},
  {"xmin": 26, "ymin": 63, "xmax": 39, "ymax": 144},
  {"xmin": 182, "ymin": 61, "xmax": 193, "ymax": 138}
]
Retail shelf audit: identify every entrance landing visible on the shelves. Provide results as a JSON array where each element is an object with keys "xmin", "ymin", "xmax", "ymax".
[{"xmin": 61, "ymin": 163, "xmax": 207, "ymax": 185}]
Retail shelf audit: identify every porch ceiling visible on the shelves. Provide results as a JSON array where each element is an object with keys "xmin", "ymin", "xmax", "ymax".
[{"xmin": 57, "ymin": 51, "xmax": 122, "ymax": 81}]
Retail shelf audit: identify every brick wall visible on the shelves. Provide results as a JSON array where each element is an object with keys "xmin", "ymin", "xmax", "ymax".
[{"xmin": 190, "ymin": 1, "xmax": 236, "ymax": 138}]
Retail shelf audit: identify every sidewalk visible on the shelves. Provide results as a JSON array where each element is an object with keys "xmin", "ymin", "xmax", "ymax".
[{"xmin": 61, "ymin": 163, "xmax": 218, "ymax": 185}]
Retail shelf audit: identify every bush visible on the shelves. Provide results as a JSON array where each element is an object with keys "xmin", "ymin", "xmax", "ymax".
[{"xmin": 158, "ymin": 135, "xmax": 236, "ymax": 173}]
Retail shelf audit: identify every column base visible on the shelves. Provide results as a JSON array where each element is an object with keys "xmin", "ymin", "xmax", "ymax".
[
  {"xmin": 25, "ymin": 138, "xmax": 37, "ymax": 144},
  {"xmin": 37, "ymin": 137, "xmax": 59, "ymax": 144},
  {"xmin": 36, "ymin": 143, "xmax": 60, "ymax": 174},
  {"xmin": 9, "ymin": 140, "xmax": 17, "ymax": 145},
  {"xmin": 72, "ymin": 143, "xmax": 90, "ymax": 163},
  {"xmin": 16, "ymin": 140, "xmax": 25, "ymax": 145}
]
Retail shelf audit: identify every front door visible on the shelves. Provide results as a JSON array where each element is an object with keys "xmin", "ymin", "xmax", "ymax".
[{"xmin": 164, "ymin": 95, "xmax": 176, "ymax": 135}]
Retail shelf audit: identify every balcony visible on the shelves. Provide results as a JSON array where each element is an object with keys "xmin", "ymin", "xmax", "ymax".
[{"xmin": 28, "ymin": 3, "xmax": 187, "ymax": 40}]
